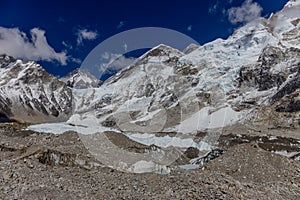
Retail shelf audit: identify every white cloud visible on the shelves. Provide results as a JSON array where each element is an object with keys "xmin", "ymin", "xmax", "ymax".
[
  {"xmin": 76, "ymin": 29, "xmax": 98, "ymax": 45},
  {"xmin": 70, "ymin": 57, "xmax": 82, "ymax": 64},
  {"xmin": 0, "ymin": 27, "xmax": 68, "ymax": 65},
  {"xmin": 227, "ymin": 0, "xmax": 263, "ymax": 24},
  {"xmin": 62, "ymin": 41, "xmax": 73, "ymax": 50}
]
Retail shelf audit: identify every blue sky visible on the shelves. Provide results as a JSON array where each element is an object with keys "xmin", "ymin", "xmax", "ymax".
[{"xmin": 0, "ymin": 0, "xmax": 289, "ymax": 77}]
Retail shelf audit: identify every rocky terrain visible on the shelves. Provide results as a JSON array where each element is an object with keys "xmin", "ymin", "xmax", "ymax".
[{"xmin": 0, "ymin": 123, "xmax": 300, "ymax": 199}]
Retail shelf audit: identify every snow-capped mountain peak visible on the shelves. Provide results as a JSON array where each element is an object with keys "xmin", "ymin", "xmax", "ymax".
[
  {"xmin": 0, "ymin": 55, "xmax": 73, "ymax": 123},
  {"xmin": 60, "ymin": 68, "xmax": 102, "ymax": 89}
]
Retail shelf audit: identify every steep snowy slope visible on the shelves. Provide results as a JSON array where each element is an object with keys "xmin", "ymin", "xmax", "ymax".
[
  {"xmin": 231, "ymin": 0, "xmax": 300, "ymax": 129},
  {"xmin": 60, "ymin": 68, "xmax": 101, "ymax": 89},
  {"xmin": 67, "ymin": 21, "xmax": 279, "ymax": 135},
  {"xmin": 236, "ymin": 45, "xmax": 300, "ymax": 129},
  {"xmin": 268, "ymin": 0, "xmax": 300, "ymax": 47},
  {"xmin": 0, "ymin": 55, "xmax": 73, "ymax": 123}
]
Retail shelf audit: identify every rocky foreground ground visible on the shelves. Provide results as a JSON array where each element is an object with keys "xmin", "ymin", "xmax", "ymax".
[{"xmin": 0, "ymin": 123, "xmax": 300, "ymax": 200}]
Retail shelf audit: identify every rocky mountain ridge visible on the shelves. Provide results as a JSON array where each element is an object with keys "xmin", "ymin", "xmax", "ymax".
[
  {"xmin": 0, "ymin": 55, "xmax": 73, "ymax": 123},
  {"xmin": 59, "ymin": 68, "xmax": 101, "ymax": 89}
]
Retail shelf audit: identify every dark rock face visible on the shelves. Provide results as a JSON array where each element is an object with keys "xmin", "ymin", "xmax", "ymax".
[
  {"xmin": 184, "ymin": 147, "xmax": 199, "ymax": 159},
  {"xmin": 258, "ymin": 46, "xmax": 284, "ymax": 67},
  {"xmin": 237, "ymin": 46, "xmax": 300, "ymax": 96},
  {"xmin": 234, "ymin": 46, "xmax": 300, "ymax": 128},
  {"xmin": 159, "ymin": 91, "xmax": 178, "ymax": 108},
  {"xmin": 0, "ymin": 95, "xmax": 13, "ymax": 118},
  {"xmin": 175, "ymin": 64, "xmax": 198, "ymax": 76},
  {"xmin": 0, "ymin": 55, "xmax": 15, "ymax": 68},
  {"xmin": 274, "ymin": 86, "xmax": 300, "ymax": 113},
  {"xmin": 271, "ymin": 73, "xmax": 300, "ymax": 103},
  {"xmin": 237, "ymin": 47, "xmax": 288, "ymax": 91},
  {"xmin": 101, "ymin": 116, "xmax": 117, "ymax": 127},
  {"xmin": 276, "ymin": 99, "xmax": 300, "ymax": 112},
  {"xmin": 191, "ymin": 149, "xmax": 223, "ymax": 166},
  {"xmin": 94, "ymin": 96, "xmax": 112, "ymax": 109},
  {"xmin": 0, "ymin": 113, "xmax": 15, "ymax": 122},
  {"xmin": 196, "ymin": 92, "xmax": 211, "ymax": 105},
  {"xmin": 145, "ymin": 83, "xmax": 155, "ymax": 97}
]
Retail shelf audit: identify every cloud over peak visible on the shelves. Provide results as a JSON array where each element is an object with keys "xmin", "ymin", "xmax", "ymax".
[
  {"xmin": 76, "ymin": 28, "xmax": 98, "ymax": 45},
  {"xmin": 0, "ymin": 27, "xmax": 68, "ymax": 65},
  {"xmin": 227, "ymin": 0, "xmax": 263, "ymax": 24}
]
